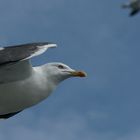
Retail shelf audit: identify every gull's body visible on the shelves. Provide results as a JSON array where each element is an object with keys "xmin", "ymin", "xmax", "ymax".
[
  {"xmin": 0, "ymin": 42, "xmax": 86, "ymax": 119},
  {"xmin": 0, "ymin": 63, "xmax": 54, "ymax": 115},
  {"xmin": 122, "ymin": 0, "xmax": 140, "ymax": 16}
]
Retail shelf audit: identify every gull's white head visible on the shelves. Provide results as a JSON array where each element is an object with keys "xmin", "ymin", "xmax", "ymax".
[{"xmin": 43, "ymin": 62, "xmax": 87, "ymax": 84}]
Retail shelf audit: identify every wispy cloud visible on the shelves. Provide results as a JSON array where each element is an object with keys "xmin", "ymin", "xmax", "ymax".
[
  {"xmin": 0, "ymin": 110, "xmax": 113, "ymax": 140},
  {"xmin": 117, "ymin": 130, "xmax": 140, "ymax": 140}
]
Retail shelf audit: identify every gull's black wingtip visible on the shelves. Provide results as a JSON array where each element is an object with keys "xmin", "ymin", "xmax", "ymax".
[{"xmin": 0, "ymin": 110, "xmax": 22, "ymax": 119}]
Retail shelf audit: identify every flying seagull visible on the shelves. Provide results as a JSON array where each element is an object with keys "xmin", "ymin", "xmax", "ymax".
[
  {"xmin": 0, "ymin": 42, "xmax": 87, "ymax": 119},
  {"xmin": 122, "ymin": 0, "xmax": 140, "ymax": 16}
]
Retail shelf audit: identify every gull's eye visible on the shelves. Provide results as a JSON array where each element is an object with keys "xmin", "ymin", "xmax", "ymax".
[{"xmin": 58, "ymin": 65, "xmax": 65, "ymax": 69}]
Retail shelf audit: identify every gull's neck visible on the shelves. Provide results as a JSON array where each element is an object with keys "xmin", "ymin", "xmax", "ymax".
[{"xmin": 32, "ymin": 66, "xmax": 58, "ymax": 99}]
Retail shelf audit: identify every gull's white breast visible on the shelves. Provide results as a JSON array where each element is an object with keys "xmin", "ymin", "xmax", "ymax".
[{"xmin": 0, "ymin": 67, "xmax": 55, "ymax": 115}]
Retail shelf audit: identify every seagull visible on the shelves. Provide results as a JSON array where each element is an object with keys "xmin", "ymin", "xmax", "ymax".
[
  {"xmin": 122, "ymin": 0, "xmax": 140, "ymax": 16},
  {"xmin": 0, "ymin": 42, "xmax": 87, "ymax": 119}
]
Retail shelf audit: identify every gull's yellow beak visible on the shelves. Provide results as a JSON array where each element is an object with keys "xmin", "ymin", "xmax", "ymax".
[{"xmin": 69, "ymin": 71, "xmax": 87, "ymax": 77}]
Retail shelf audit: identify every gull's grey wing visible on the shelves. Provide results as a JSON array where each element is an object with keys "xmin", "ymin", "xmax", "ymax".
[
  {"xmin": 0, "ymin": 60, "xmax": 33, "ymax": 84},
  {"xmin": 0, "ymin": 42, "xmax": 57, "ymax": 66},
  {"xmin": 0, "ymin": 42, "xmax": 57, "ymax": 83}
]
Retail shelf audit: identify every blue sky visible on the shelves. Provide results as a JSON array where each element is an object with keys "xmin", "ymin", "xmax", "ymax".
[{"xmin": 0, "ymin": 0, "xmax": 140, "ymax": 140}]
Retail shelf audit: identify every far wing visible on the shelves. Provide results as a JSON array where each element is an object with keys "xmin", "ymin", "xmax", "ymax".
[
  {"xmin": 0, "ymin": 42, "xmax": 57, "ymax": 66},
  {"xmin": 0, "ymin": 42, "xmax": 57, "ymax": 83},
  {"xmin": 130, "ymin": 9, "xmax": 139, "ymax": 16}
]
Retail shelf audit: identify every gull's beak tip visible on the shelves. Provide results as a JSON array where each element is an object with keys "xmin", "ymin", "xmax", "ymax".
[{"xmin": 71, "ymin": 71, "xmax": 87, "ymax": 77}]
